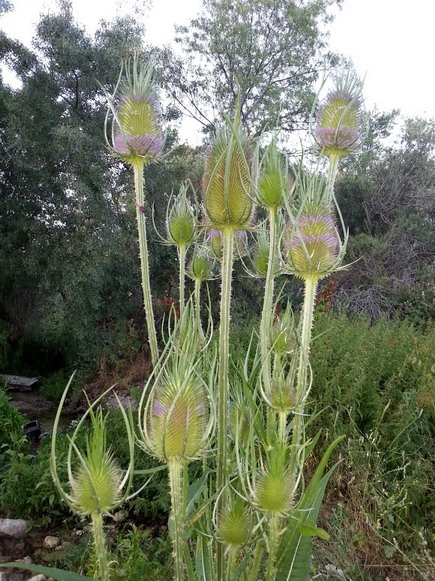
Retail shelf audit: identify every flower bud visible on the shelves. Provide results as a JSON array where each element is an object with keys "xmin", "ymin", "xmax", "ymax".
[
  {"xmin": 167, "ymin": 187, "xmax": 196, "ymax": 248},
  {"xmin": 254, "ymin": 461, "xmax": 294, "ymax": 515},
  {"xmin": 267, "ymin": 374, "xmax": 297, "ymax": 413},
  {"xmin": 187, "ymin": 251, "xmax": 214, "ymax": 282},
  {"xmin": 257, "ymin": 140, "xmax": 290, "ymax": 209},
  {"xmin": 203, "ymin": 122, "xmax": 252, "ymax": 230},
  {"xmin": 70, "ymin": 410, "xmax": 123, "ymax": 516},
  {"xmin": 271, "ymin": 306, "xmax": 296, "ymax": 356},
  {"xmin": 149, "ymin": 380, "xmax": 207, "ymax": 462},
  {"xmin": 218, "ymin": 498, "xmax": 252, "ymax": 547}
]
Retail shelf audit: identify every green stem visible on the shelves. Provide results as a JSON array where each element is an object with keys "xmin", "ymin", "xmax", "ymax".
[
  {"xmin": 92, "ymin": 512, "xmax": 109, "ymax": 581},
  {"xmin": 265, "ymin": 513, "xmax": 280, "ymax": 581},
  {"xmin": 133, "ymin": 163, "xmax": 158, "ymax": 367},
  {"xmin": 216, "ymin": 227, "xmax": 235, "ymax": 581},
  {"xmin": 278, "ymin": 411, "xmax": 287, "ymax": 443},
  {"xmin": 326, "ymin": 154, "xmax": 339, "ymax": 204},
  {"xmin": 260, "ymin": 207, "xmax": 278, "ymax": 393},
  {"xmin": 194, "ymin": 277, "xmax": 202, "ymax": 338},
  {"xmin": 178, "ymin": 245, "xmax": 187, "ymax": 319},
  {"xmin": 226, "ymin": 545, "xmax": 238, "ymax": 580},
  {"xmin": 290, "ymin": 276, "xmax": 319, "ymax": 475},
  {"xmin": 168, "ymin": 458, "xmax": 185, "ymax": 581}
]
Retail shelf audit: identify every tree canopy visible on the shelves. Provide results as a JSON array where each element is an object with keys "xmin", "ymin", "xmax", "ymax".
[{"xmin": 163, "ymin": 0, "xmax": 342, "ymax": 137}]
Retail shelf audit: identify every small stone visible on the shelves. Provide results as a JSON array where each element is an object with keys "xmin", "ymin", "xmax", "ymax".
[
  {"xmin": 113, "ymin": 510, "xmax": 128, "ymax": 523},
  {"xmin": 42, "ymin": 536, "xmax": 60, "ymax": 550},
  {"xmin": 0, "ymin": 519, "xmax": 29, "ymax": 539},
  {"xmin": 28, "ymin": 575, "xmax": 46, "ymax": 581}
]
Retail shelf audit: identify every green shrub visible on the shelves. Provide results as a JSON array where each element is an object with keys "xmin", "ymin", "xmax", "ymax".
[{"xmin": 308, "ymin": 314, "xmax": 435, "ymax": 577}]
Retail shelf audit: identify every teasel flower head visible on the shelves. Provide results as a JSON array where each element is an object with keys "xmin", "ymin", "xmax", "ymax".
[
  {"xmin": 270, "ymin": 303, "xmax": 296, "ymax": 356},
  {"xmin": 166, "ymin": 184, "xmax": 197, "ymax": 249},
  {"xmin": 187, "ymin": 248, "xmax": 214, "ymax": 282},
  {"xmin": 313, "ymin": 69, "xmax": 364, "ymax": 159},
  {"xmin": 203, "ymin": 115, "xmax": 253, "ymax": 231},
  {"xmin": 147, "ymin": 378, "xmax": 208, "ymax": 462},
  {"xmin": 263, "ymin": 355, "xmax": 298, "ymax": 414},
  {"xmin": 51, "ymin": 377, "xmax": 135, "ymax": 518},
  {"xmin": 252, "ymin": 229, "xmax": 270, "ymax": 278},
  {"xmin": 138, "ymin": 321, "xmax": 214, "ymax": 463},
  {"xmin": 218, "ymin": 497, "xmax": 252, "ymax": 548},
  {"xmin": 285, "ymin": 203, "xmax": 342, "ymax": 279},
  {"xmin": 69, "ymin": 409, "xmax": 123, "ymax": 515},
  {"xmin": 105, "ymin": 55, "xmax": 164, "ymax": 167},
  {"xmin": 253, "ymin": 447, "xmax": 294, "ymax": 515},
  {"xmin": 256, "ymin": 138, "xmax": 292, "ymax": 209}
]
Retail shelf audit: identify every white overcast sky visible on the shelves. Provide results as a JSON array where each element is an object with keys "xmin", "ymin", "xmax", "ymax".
[{"xmin": 1, "ymin": 0, "xmax": 434, "ymax": 143}]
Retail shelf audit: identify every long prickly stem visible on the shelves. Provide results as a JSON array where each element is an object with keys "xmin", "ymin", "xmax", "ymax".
[
  {"xmin": 290, "ymin": 275, "xmax": 318, "ymax": 476},
  {"xmin": 325, "ymin": 153, "xmax": 339, "ymax": 204},
  {"xmin": 260, "ymin": 207, "xmax": 278, "ymax": 401},
  {"xmin": 194, "ymin": 277, "xmax": 202, "ymax": 338},
  {"xmin": 92, "ymin": 511, "xmax": 110, "ymax": 581},
  {"xmin": 134, "ymin": 162, "xmax": 158, "ymax": 366},
  {"xmin": 168, "ymin": 458, "xmax": 185, "ymax": 581},
  {"xmin": 216, "ymin": 227, "xmax": 235, "ymax": 580},
  {"xmin": 178, "ymin": 245, "xmax": 187, "ymax": 319},
  {"xmin": 265, "ymin": 513, "xmax": 281, "ymax": 581}
]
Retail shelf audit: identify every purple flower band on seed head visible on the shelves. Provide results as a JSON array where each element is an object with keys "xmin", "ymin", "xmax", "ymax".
[
  {"xmin": 314, "ymin": 126, "xmax": 360, "ymax": 151},
  {"xmin": 153, "ymin": 399, "xmax": 169, "ymax": 417},
  {"xmin": 291, "ymin": 233, "xmax": 339, "ymax": 251},
  {"xmin": 297, "ymin": 215, "xmax": 335, "ymax": 228},
  {"xmin": 114, "ymin": 134, "xmax": 164, "ymax": 157}
]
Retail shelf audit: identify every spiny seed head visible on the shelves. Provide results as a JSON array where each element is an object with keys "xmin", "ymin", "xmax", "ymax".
[
  {"xmin": 69, "ymin": 410, "xmax": 122, "ymax": 515},
  {"xmin": 254, "ymin": 461, "xmax": 293, "ymax": 514},
  {"xmin": 257, "ymin": 141, "xmax": 290, "ymax": 208},
  {"xmin": 314, "ymin": 69, "xmax": 363, "ymax": 159},
  {"xmin": 167, "ymin": 192, "xmax": 196, "ymax": 248},
  {"xmin": 271, "ymin": 306, "xmax": 296, "ymax": 356},
  {"xmin": 253, "ymin": 239, "xmax": 269, "ymax": 278},
  {"xmin": 230, "ymin": 401, "xmax": 251, "ymax": 445},
  {"xmin": 218, "ymin": 499, "xmax": 252, "ymax": 547},
  {"xmin": 207, "ymin": 229, "xmax": 223, "ymax": 261},
  {"xmin": 203, "ymin": 122, "xmax": 252, "ymax": 230},
  {"xmin": 188, "ymin": 252, "xmax": 214, "ymax": 281},
  {"xmin": 268, "ymin": 375, "xmax": 297, "ymax": 413},
  {"xmin": 109, "ymin": 58, "xmax": 164, "ymax": 166},
  {"xmin": 285, "ymin": 204, "xmax": 340, "ymax": 279},
  {"xmin": 149, "ymin": 380, "xmax": 207, "ymax": 462}
]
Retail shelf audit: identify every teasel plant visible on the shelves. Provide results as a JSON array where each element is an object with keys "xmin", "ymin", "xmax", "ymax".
[
  {"xmin": 137, "ymin": 305, "xmax": 215, "ymax": 581},
  {"xmin": 202, "ymin": 110, "xmax": 253, "ymax": 580},
  {"xmin": 50, "ymin": 376, "xmax": 136, "ymax": 581},
  {"xmin": 104, "ymin": 54, "xmax": 164, "ymax": 367}
]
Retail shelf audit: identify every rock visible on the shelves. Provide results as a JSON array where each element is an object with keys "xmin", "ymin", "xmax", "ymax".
[
  {"xmin": 28, "ymin": 575, "xmax": 46, "ymax": 581},
  {"xmin": 42, "ymin": 536, "xmax": 60, "ymax": 550},
  {"xmin": 0, "ymin": 520, "xmax": 29, "ymax": 539},
  {"xmin": 9, "ymin": 574, "xmax": 25, "ymax": 581},
  {"xmin": 112, "ymin": 510, "xmax": 128, "ymax": 523}
]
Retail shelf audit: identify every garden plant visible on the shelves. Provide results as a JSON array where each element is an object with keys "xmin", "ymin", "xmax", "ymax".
[{"xmin": 3, "ymin": 58, "xmax": 367, "ymax": 580}]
